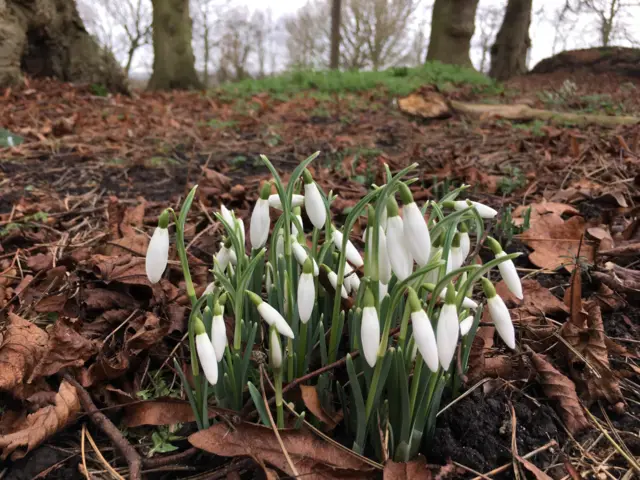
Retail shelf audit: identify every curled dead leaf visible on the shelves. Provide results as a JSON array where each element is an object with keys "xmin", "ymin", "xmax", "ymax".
[
  {"xmin": 123, "ymin": 399, "xmax": 230, "ymax": 427},
  {"xmin": 0, "ymin": 380, "xmax": 79, "ymax": 460},
  {"xmin": 300, "ymin": 385, "xmax": 343, "ymax": 431},
  {"xmin": 528, "ymin": 348, "xmax": 589, "ymax": 434},
  {"xmin": 88, "ymin": 254, "xmax": 151, "ymax": 287},
  {"xmin": 383, "ymin": 454, "xmax": 433, "ymax": 479},
  {"xmin": 0, "ymin": 313, "xmax": 47, "ymax": 392},
  {"xmin": 496, "ymin": 279, "xmax": 569, "ymax": 316},
  {"xmin": 189, "ymin": 422, "xmax": 374, "ymax": 480}
]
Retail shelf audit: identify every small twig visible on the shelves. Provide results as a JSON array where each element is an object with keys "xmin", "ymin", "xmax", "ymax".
[
  {"xmin": 142, "ymin": 447, "xmax": 198, "ymax": 469},
  {"xmin": 63, "ymin": 374, "xmax": 142, "ymax": 480},
  {"xmin": 80, "ymin": 424, "xmax": 90, "ymax": 480},
  {"xmin": 471, "ymin": 440, "xmax": 558, "ymax": 480},
  {"xmin": 85, "ymin": 426, "xmax": 126, "ymax": 480},
  {"xmin": 259, "ymin": 365, "xmax": 299, "ymax": 477}
]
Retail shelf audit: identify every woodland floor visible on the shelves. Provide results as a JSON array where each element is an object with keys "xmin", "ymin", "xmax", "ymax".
[{"xmin": 1, "ymin": 65, "xmax": 640, "ymax": 479}]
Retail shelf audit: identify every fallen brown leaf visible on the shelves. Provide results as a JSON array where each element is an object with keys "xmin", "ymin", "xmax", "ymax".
[
  {"xmin": 125, "ymin": 312, "xmax": 168, "ymax": 353},
  {"xmin": 520, "ymin": 213, "xmax": 594, "ymax": 271},
  {"xmin": 496, "ymin": 279, "xmax": 569, "ymax": 316},
  {"xmin": 383, "ymin": 455, "xmax": 433, "ymax": 479},
  {"xmin": 528, "ymin": 349, "xmax": 589, "ymax": 434},
  {"xmin": 189, "ymin": 422, "xmax": 374, "ymax": 479},
  {"xmin": 29, "ymin": 317, "xmax": 99, "ymax": 381},
  {"xmin": 0, "ymin": 380, "xmax": 79, "ymax": 460},
  {"xmin": 300, "ymin": 385, "xmax": 343, "ymax": 431},
  {"xmin": 89, "ymin": 254, "xmax": 151, "ymax": 287},
  {"xmin": 123, "ymin": 399, "xmax": 228, "ymax": 427},
  {"xmin": 513, "ymin": 201, "xmax": 579, "ymax": 220},
  {"xmin": 0, "ymin": 313, "xmax": 47, "ymax": 392},
  {"xmin": 515, "ymin": 453, "xmax": 553, "ymax": 480}
]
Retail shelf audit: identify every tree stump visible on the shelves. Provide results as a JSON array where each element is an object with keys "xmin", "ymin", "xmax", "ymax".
[{"xmin": 0, "ymin": 0, "xmax": 128, "ymax": 93}]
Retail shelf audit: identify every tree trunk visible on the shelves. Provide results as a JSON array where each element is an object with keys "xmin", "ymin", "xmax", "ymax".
[
  {"xmin": 330, "ymin": 0, "xmax": 341, "ymax": 69},
  {"xmin": 489, "ymin": 0, "xmax": 532, "ymax": 81},
  {"xmin": 426, "ymin": 0, "xmax": 479, "ymax": 67},
  {"xmin": 0, "ymin": 0, "xmax": 127, "ymax": 92},
  {"xmin": 148, "ymin": 0, "xmax": 202, "ymax": 90}
]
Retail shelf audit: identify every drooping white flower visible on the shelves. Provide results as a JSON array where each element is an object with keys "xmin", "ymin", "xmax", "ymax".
[
  {"xmin": 482, "ymin": 278, "xmax": 516, "ymax": 349},
  {"xmin": 145, "ymin": 210, "xmax": 170, "ymax": 284},
  {"xmin": 399, "ymin": 184, "xmax": 431, "ymax": 266},
  {"xmin": 365, "ymin": 224, "xmax": 392, "ymax": 284},
  {"xmin": 250, "ymin": 183, "xmax": 271, "ymax": 250},
  {"xmin": 291, "ymin": 207, "xmax": 304, "ymax": 237},
  {"xmin": 269, "ymin": 327, "xmax": 283, "ymax": 369},
  {"xmin": 436, "ymin": 285, "xmax": 459, "ymax": 370},
  {"xmin": 275, "ymin": 228, "xmax": 285, "ymax": 258},
  {"xmin": 408, "ymin": 288, "xmax": 439, "ymax": 372},
  {"xmin": 379, "ymin": 281, "xmax": 388, "ymax": 300},
  {"xmin": 360, "ymin": 288, "xmax": 380, "ymax": 368},
  {"xmin": 303, "ymin": 169, "xmax": 327, "ymax": 230},
  {"xmin": 247, "ymin": 291, "xmax": 295, "ymax": 339},
  {"xmin": 292, "ymin": 240, "xmax": 319, "ymax": 276},
  {"xmin": 332, "ymin": 229, "xmax": 364, "ymax": 268},
  {"xmin": 435, "ymin": 286, "xmax": 478, "ymax": 310},
  {"xmin": 446, "ymin": 233, "xmax": 464, "ymax": 274},
  {"xmin": 211, "ymin": 303, "xmax": 227, "ymax": 362},
  {"xmin": 453, "ymin": 200, "xmax": 498, "ymax": 219},
  {"xmin": 459, "ymin": 315, "xmax": 474, "ymax": 336},
  {"xmin": 203, "ymin": 282, "xmax": 215, "ymax": 296},
  {"xmin": 459, "ymin": 223, "xmax": 471, "ymax": 259},
  {"xmin": 268, "ymin": 193, "xmax": 304, "ymax": 210},
  {"xmin": 297, "ymin": 259, "xmax": 315, "ymax": 324},
  {"xmin": 425, "ymin": 246, "xmax": 442, "ymax": 285},
  {"xmin": 486, "ymin": 237, "xmax": 523, "ymax": 300},
  {"xmin": 220, "ymin": 204, "xmax": 245, "ymax": 247},
  {"xmin": 195, "ymin": 318, "xmax": 218, "ymax": 385},
  {"xmin": 214, "ymin": 240, "xmax": 236, "ymax": 271},
  {"xmin": 325, "ymin": 266, "xmax": 349, "ymax": 299},
  {"xmin": 220, "ymin": 204, "xmax": 234, "ymax": 225},
  {"xmin": 343, "ymin": 262, "xmax": 361, "ymax": 294},
  {"xmin": 386, "ymin": 198, "xmax": 413, "ymax": 281}
]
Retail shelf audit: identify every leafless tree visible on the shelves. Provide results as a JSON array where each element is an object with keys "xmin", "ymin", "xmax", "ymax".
[
  {"xmin": 284, "ymin": 1, "xmax": 330, "ymax": 69},
  {"xmin": 474, "ymin": 3, "xmax": 505, "ymax": 73}
]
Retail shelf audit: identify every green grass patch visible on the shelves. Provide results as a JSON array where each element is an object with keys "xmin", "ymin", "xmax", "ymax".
[
  {"xmin": 213, "ymin": 62, "xmax": 499, "ymax": 99},
  {"xmin": 206, "ymin": 119, "xmax": 238, "ymax": 129}
]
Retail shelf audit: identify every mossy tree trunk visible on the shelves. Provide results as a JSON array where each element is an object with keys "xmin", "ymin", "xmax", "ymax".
[
  {"xmin": 148, "ymin": 0, "xmax": 202, "ymax": 90},
  {"xmin": 489, "ymin": 0, "xmax": 532, "ymax": 80},
  {"xmin": 329, "ymin": 0, "xmax": 341, "ymax": 69},
  {"xmin": 426, "ymin": 0, "xmax": 480, "ymax": 67},
  {"xmin": 0, "ymin": 0, "xmax": 127, "ymax": 92}
]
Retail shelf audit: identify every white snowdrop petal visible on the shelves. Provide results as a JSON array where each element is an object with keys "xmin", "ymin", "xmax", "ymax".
[
  {"xmin": 488, "ymin": 296, "xmax": 515, "ymax": 349},
  {"xmin": 146, "ymin": 227, "xmax": 169, "ymax": 284},
  {"xmin": 297, "ymin": 273, "xmax": 315, "ymax": 324},
  {"xmin": 328, "ymin": 271, "xmax": 349, "ymax": 299},
  {"xmin": 270, "ymin": 328, "xmax": 283, "ymax": 369},
  {"xmin": 268, "ymin": 194, "xmax": 304, "ymax": 210},
  {"xmin": 453, "ymin": 200, "xmax": 497, "ymax": 219},
  {"xmin": 386, "ymin": 216, "xmax": 413, "ymax": 281},
  {"xmin": 258, "ymin": 302, "xmax": 295, "ymax": 338},
  {"xmin": 460, "ymin": 232, "xmax": 471, "ymax": 259},
  {"xmin": 403, "ymin": 203, "xmax": 431, "ymax": 266},
  {"xmin": 436, "ymin": 304, "xmax": 459, "ymax": 370},
  {"xmin": 220, "ymin": 205, "xmax": 234, "ymax": 225},
  {"xmin": 332, "ymin": 230, "xmax": 364, "ymax": 268},
  {"xmin": 496, "ymin": 252, "xmax": 523, "ymax": 300},
  {"xmin": 304, "ymin": 182, "xmax": 326, "ymax": 230},
  {"xmin": 211, "ymin": 315, "xmax": 227, "ymax": 362},
  {"xmin": 292, "ymin": 242, "xmax": 319, "ymax": 276},
  {"xmin": 459, "ymin": 316, "xmax": 474, "ymax": 336},
  {"xmin": 411, "ymin": 310, "xmax": 439, "ymax": 372},
  {"xmin": 361, "ymin": 306, "xmax": 380, "ymax": 368},
  {"xmin": 250, "ymin": 198, "xmax": 270, "ymax": 250},
  {"xmin": 196, "ymin": 333, "xmax": 218, "ymax": 385}
]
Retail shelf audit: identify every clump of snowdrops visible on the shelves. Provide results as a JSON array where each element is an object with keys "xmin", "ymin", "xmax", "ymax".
[{"xmin": 144, "ymin": 153, "xmax": 522, "ymax": 462}]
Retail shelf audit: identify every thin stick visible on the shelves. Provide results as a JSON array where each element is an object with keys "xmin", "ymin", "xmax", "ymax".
[
  {"xmin": 471, "ymin": 440, "xmax": 558, "ymax": 480},
  {"xmin": 142, "ymin": 447, "xmax": 198, "ymax": 469},
  {"xmin": 259, "ymin": 366, "xmax": 299, "ymax": 477},
  {"xmin": 63, "ymin": 374, "xmax": 142, "ymax": 480},
  {"xmin": 80, "ymin": 424, "xmax": 90, "ymax": 480},
  {"xmin": 85, "ymin": 427, "xmax": 127, "ymax": 480}
]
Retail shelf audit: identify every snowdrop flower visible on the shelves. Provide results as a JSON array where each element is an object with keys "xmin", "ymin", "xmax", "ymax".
[
  {"xmin": 360, "ymin": 288, "xmax": 380, "ymax": 368},
  {"xmin": 486, "ymin": 237, "xmax": 523, "ymax": 300},
  {"xmin": 292, "ymin": 240, "xmax": 319, "ymax": 276},
  {"xmin": 211, "ymin": 302, "xmax": 227, "ymax": 362},
  {"xmin": 452, "ymin": 199, "xmax": 497, "ymax": 219},
  {"xmin": 275, "ymin": 228, "xmax": 285, "ymax": 258},
  {"xmin": 365, "ymin": 207, "xmax": 392, "ymax": 284},
  {"xmin": 250, "ymin": 183, "xmax": 271, "ymax": 250},
  {"xmin": 265, "ymin": 262, "xmax": 274, "ymax": 295},
  {"xmin": 268, "ymin": 193, "xmax": 304, "ymax": 210},
  {"xmin": 385, "ymin": 197, "xmax": 413, "ymax": 281},
  {"xmin": 427, "ymin": 283, "xmax": 478, "ymax": 310},
  {"xmin": 291, "ymin": 206, "xmax": 304, "ymax": 237},
  {"xmin": 220, "ymin": 204, "xmax": 245, "ymax": 247},
  {"xmin": 343, "ymin": 262, "xmax": 360, "ymax": 294},
  {"xmin": 482, "ymin": 278, "xmax": 515, "ymax": 349},
  {"xmin": 408, "ymin": 288, "xmax": 439, "ymax": 372},
  {"xmin": 459, "ymin": 222, "xmax": 471, "ymax": 260},
  {"xmin": 323, "ymin": 265, "xmax": 349, "ymax": 299},
  {"xmin": 436, "ymin": 284, "xmax": 459, "ymax": 370},
  {"xmin": 214, "ymin": 238, "xmax": 236, "ymax": 271},
  {"xmin": 332, "ymin": 228, "xmax": 364, "ymax": 268},
  {"xmin": 459, "ymin": 315, "xmax": 474, "ymax": 336},
  {"xmin": 220, "ymin": 204, "xmax": 234, "ymax": 225},
  {"xmin": 399, "ymin": 183, "xmax": 431, "ymax": 266},
  {"xmin": 303, "ymin": 169, "xmax": 326, "ymax": 230},
  {"xmin": 145, "ymin": 210, "xmax": 170, "ymax": 284},
  {"xmin": 203, "ymin": 282, "xmax": 215, "ymax": 296},
  {"xmin": 446, "ymin": 233, "xmax": 464, "ymax": 274},
  {"xmin": 247, "ymin": 291, "xmax": 295, "ymax": 339},
  {"xmin": 425, "ymin": 245, "xmax": 442, "ymax": 285},
  {"xmin": 297, "ymin": 258, "xmax": 315, "ymax": 324},
  {"xmin": 195, "ymin": 317, "xmax": 218, "ymax": 385},
  {"xmin": 269, "ymin": 326, "xmax": 283, "ymax": 370}
]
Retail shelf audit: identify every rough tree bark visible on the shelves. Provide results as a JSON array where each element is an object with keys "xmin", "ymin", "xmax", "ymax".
[
  {"xmin": 0, "ymin": 0, "xmax": 127, "ymax": 92},
  {"xmin": 426, "ymin": 0, "xmax": 480, "ymax": 67},
  {"xmin": 148, "ymin": 0, "xmax": 202, "ymax": 90},
  {"xmin": 330, "ymin": 0, "xmax": 342, "ymax": 69},
  {"xmin": 489, "ymin": 0, "xmax": 532, "ymax": 81}
]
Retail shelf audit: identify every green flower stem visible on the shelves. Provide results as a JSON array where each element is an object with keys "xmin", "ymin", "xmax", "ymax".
[
  {"xmin": 364, "ymin": 359, "xmax": 383, "ymax": 422},
  {"xmin": 297, "ymin": 320, "xmax": 309, "ymax": 377},
  {"xmin": 287, "ymin": 338, "xmax": 295, "ymax": 382},
  {"xmin": 397, "ymin": 301, "xmax": 412, "ymax": 352},
  {"xmin": 274, "ymin": 368, "xmax": 284, "ymax": 429},
  {"xmin": 408, "ymin": 354, "xmax": 423, "ymax": 416},
  {"xmin": 455, "ymin": 253, "xmax": 520, "ymax": 310}
]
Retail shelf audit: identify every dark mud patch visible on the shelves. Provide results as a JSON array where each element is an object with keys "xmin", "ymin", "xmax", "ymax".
[{"xmin": 428, "ymin": 388, "xmax": 562, "ymax": 475}]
